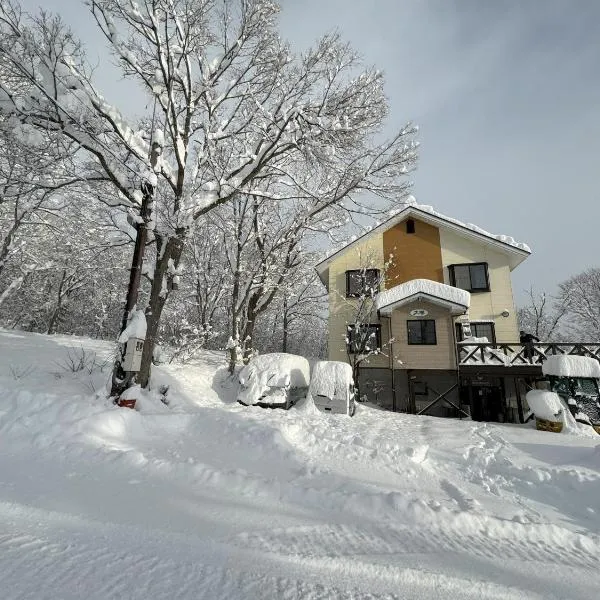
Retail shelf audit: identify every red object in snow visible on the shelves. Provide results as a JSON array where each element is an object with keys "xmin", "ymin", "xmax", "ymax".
[{"xmin": 117, "ymin": 398, "xmax": 137, "ymax": 409}]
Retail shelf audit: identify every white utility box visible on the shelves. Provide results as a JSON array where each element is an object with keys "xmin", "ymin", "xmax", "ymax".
[{"xmin": 123, "ymin": 337, "xmax": 144, "ymax": 372}]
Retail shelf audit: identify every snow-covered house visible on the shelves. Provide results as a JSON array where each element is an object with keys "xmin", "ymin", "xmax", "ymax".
[{"xmin": 315, "ymin": 200, "xmax": 536, "ymax": 422}]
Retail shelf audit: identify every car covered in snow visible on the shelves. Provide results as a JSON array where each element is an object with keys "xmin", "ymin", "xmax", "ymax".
[
  {"xmin": 308, "ymin": 361, "xmax": 355, "ymax": 416},
  {"xmin": 237, "ymin": 353, "xmax": 310, "ymax": 409},
  {"xmin": 541, "ymin": 355, "xmax": 600, "ymax": 432}
]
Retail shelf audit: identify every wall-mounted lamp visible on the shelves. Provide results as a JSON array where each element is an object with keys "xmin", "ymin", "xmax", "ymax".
[{"xmin": 501, "ymin": 310, "xmax": 510, "ymax": 318}]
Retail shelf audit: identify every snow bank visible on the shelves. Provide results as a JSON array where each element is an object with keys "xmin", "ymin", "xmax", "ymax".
[
  {"xmin": 118, "ymin": 310, "xmax": 147, "ymax": 343},
  {"xmin": 237, "ymin": 353, "xmax": 310, "ymax": 406},
  {"xmin": 376, "ymin": 279, "xmax": 470, "ymax": 314},
  {"xmin": 526, "ymin": 390, "xmax": 565, "ymax": 421},
  {"xmin": 542, "ymin": 356, "xmax": 600, "ymax": 379}
]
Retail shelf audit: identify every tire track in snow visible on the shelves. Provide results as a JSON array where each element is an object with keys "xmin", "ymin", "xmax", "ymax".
[
  {"xmin": 228, "ymin": 521, "xmax": 600, "ymax": 570},
  {"xmin": 0, "ymin": 505, "xmax": 531, "ymax": 600}
]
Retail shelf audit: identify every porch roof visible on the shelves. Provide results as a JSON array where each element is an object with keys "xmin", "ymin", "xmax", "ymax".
[{"xmin": 375, "ymin": 279, "xmax": 470, "ymax": 316}]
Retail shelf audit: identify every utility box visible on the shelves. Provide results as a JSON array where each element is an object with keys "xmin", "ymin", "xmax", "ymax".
[{"xmin": 123, "ymin": 337, "xmax": 144, "ymax": 372}]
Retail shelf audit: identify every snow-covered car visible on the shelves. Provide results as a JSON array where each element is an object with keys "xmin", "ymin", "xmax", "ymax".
[
  {"xmin": 541, "ymin": 355, "xmax": 600, "ymax": 430},
  {"xmin": 308, "ymin": 361, "xmax": 355, "ymax": 416},
  {"xmin": 237, "ymin": 353, "xmax": 310, "ymax": 409}
]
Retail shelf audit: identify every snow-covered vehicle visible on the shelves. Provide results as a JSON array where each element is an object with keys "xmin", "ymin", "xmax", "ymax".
[
  {"xmin": 541, "ymin": 355, "xmax": 600, "ymax": 432},
  {"xmin": 308, "ymin": 361, "xmax": 355, "ymax": 416},
  {"xmin": 237, "ymin": 353, "xmax": 310, "ymax": 409}
]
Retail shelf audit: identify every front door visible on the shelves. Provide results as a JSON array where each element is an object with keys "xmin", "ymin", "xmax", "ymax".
[{"xmin": 470, "ymin": 384, "xmax": 503, "ymax": 422}]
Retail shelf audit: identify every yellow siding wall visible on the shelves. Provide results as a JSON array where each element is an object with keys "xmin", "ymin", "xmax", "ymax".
[
  {"xmin": 439, "ymin": 229, "xmax": 519, "ymax": 342},
  {"xmin": 389, "ymin": 301, "xmax": 457, "ymax": 370},
  {"xmin": 327, "ymin": 234, "xmax": 388, "ymax": 366}
]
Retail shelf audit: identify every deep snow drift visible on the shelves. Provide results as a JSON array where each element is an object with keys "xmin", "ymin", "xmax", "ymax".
[{"xmin": 0, "ymin": 330, "xmax": 599, "ymax": 599}]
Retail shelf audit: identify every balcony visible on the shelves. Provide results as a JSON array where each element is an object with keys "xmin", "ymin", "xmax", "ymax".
[{"xmin": 457, "ymin": 342, "xmax": 600, "ymax": 368}]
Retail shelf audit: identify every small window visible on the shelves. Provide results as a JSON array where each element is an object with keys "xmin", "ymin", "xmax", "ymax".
[
  {"xmin": 456, "ymin": 322, "xmax": 496, "ymax": 343},
  {"xmin": 346, "ymin": 269, "xmax": 380, "ymax": 297},
  {"xmin": 448, "ymin": 263, "xmax": 489, "ymax": 292},
  {"xmin": 407, "ymin": 320, "xmax": 437, "ymax": 345},
  {"xmin": 347, "ymin": 323, "xmax": 381, "ymax": 354},
  {"xmin": 413, "ymin": 381, "xmax": 428, "ymax": 396},
  {"xmin": 406, "ymin": 219, "xmax": 415, "ymax": 234}
]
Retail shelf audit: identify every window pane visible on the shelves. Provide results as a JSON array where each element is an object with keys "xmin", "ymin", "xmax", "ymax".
[
  {"xmin": 423, "ymin": 320, "xmax": 437, "ymax": 344},
  {"xmin": 346, "ymin": 270, "xmax": 380, "ymax": 296},
  {"xmin": 364, "ymin": 270, "xmax": 380, "ymax": 295},
  {"xmin": 472, "ymin": 323, "xmax": 494, "ymax": 342},
  {"xmin": 470, "ymin": 264, "xmax": 488, "ymax": 290},
  {"xmin": 453, "ymin": 265, "xmax": 471, "ymax": 290},
  {"xmin": 348, "ymin": 324, "xmax": 379, "ymax": 353},
  {"xmin": 408, "ymin": 320, "xmax": 436, "ymax": 344},
  {"xmin": 347, "ymin": 271, "xmax": 361, "ymax": 296},
  {"xmin": 407, "ymin": 321, "xmax": 423, "ymax": 344}
]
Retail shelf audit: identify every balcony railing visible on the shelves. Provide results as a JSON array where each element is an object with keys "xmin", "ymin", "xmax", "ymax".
[{"xmin": 457, "ymin": 342, "xmax": 600, "ymax": 367}]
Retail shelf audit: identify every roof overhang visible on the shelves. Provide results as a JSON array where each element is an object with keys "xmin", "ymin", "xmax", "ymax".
[
  {"xmin": 375, "ymin": 279, "xmax": 470, "ymax": 317},
  {"xmin": 315, "ymin": 204, "xmax": 531, "ymax": 288},
  {"xmin": 377, "ymin": 291, "xmax": 469, "ymax": 316}
]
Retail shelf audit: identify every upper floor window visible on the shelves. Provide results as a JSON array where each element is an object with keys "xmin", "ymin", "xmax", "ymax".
[
  {"xmin": 406, "ymin": 218, "xmax": 415, "ymax": 234},
  {"xmin": 448, "ymin": 263, "xmax": 489, "ymax": 292},
  {"xmin": 347, "ymin": 323, "xmax": 381, "ymax": 354},
  {"xmin": 456, "ymin": 321, "xmax": 496, "ymax": 343},
  {"xmin": 346, "ymin": 269, "xmax": 380, "ymax": 298},
  {"xmin": 407, "ymin": 319, "xmax": 437, "ymax": 345}
]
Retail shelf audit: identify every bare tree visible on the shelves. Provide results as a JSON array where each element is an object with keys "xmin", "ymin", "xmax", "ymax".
[
  {"xmin": 0, "ymin": 0, "xmax": 416, "ymax": 388},
  {"xmin": 517, "ymin": 286, "xmax": 567, "ymax": 341},
  {"xmin": 557, "ymin": 268, "xmax": 600, "ymax": 340}
]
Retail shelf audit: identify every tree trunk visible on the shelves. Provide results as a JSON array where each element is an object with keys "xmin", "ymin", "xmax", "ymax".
[
  {"xmin": 138, "ymin": 234, "xmax": 185, "ymax": 388},
  {"xmin": 47, "ymin": 270, "xmax": 67, "ymax": 335},
  {"xmin": 281, "ymin": 296, "xmax": 289, "ymax": 352}
]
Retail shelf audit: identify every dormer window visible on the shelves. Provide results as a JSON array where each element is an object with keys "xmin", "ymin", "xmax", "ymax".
[
  {"xmin": 406, "ymin": 219, "xmax": 415, "ymax": 234},
  {"xmin": 448, "ymin": 263, "xmax": 490, "ymax": 292},
  {"xmin": 346, "ymin": 269, "xmax": 380, "ymax": 297}
]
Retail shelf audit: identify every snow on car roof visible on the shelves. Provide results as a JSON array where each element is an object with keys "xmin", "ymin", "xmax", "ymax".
[{"xmin": 542, "ymin": 355, "xmax": 600, "ymax": 379}]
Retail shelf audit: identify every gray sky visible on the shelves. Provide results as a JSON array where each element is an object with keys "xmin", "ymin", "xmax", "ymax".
[{"xmin": 19, "ymin": 0, "xmax": 600, "ymax": 304}]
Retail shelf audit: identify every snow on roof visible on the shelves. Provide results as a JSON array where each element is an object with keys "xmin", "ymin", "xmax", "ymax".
[
  {"xmin": 542, "ymin": 356, "xmax": 600, "ymax": 379},
  {"xmin": 316, "ymin": 197, "xmax": 531, "ymax": 272},
  {"xmin": 375, "ymin": 279, "xmax": 470, "ymax": 315}
]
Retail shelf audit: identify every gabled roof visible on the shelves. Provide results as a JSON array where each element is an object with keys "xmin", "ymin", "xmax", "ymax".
[
  {"xmin": 376, "ymin": 279, "xmax": 470, "ymax": 316},
  {"xmin": 315, "ymin": 199, "xmax": 531, "ymax": 285}
]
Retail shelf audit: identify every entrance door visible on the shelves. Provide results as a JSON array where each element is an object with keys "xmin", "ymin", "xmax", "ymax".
[{"xmin": 470, "ymin": 384, "xmax": 503, "ymax": 422}]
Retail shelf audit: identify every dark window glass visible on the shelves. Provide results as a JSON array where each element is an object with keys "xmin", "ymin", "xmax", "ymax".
[
  {"xmin": 456, "ymin": 322, "xmax": 496, "ymax": 343},
  {"xmin": 407, "ymin": 320, "xmax": 437, "ymax": 345},
  {"xmin": 449, "ymin": 263, "xmax": 489, "ymax": 292},
  {"xmin": 346, "ymin": 269, "xmax": 380, "ymax": 297},
  {"xmin": 406, "ymin": 219, "xmax": 415, "ymax": 234},
  {"xmin": 347, "ymin": 324, "xmax": 381, "ymax": 354},
  {"xmin": 413, "ymin": 381, "xmax": 428, "ymax": 396}
]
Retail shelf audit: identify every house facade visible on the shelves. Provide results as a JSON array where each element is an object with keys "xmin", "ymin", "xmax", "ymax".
[{"xmin": 315, "ymin": 202, "xmax": 535, "ymax": 422}]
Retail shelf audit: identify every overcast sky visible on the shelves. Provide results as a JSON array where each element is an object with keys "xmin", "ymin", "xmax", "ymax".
[{"xmin": 19, "ymin": 0, "xmax": 600, "ymax": 304}]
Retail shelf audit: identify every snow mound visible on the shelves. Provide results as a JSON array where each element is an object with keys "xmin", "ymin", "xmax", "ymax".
[
  {"xmin": 526, "ymin": 390, "xmax": 565, "ymax": 422},
  {"xmin": 376, "ymin": 278, "xmax": 470, "ymax": 314},
  {"xmin": 542, "ymin": 356, "xmax": 600, "ymax": 379}
]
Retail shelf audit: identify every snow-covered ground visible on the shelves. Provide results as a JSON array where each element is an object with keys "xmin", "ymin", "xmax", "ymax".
[{"xmin": 0, "ymin": 330, "xmax": 599, "ymax": 599}]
